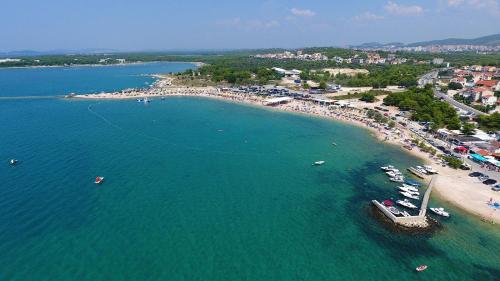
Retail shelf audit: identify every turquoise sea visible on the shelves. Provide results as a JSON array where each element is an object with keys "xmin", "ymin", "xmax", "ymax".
[{"xmin": 0, "ymin": 63, "xmax": 499, "ymax": 280}]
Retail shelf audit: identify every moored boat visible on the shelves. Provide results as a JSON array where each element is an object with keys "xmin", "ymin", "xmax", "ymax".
[
  {"xmin": 397, "ymin": 199, "xmax": 418, "ymax": 209},
  {"xmin": 313, "ymin": 161, "xmax": 325, "ymax": 166},
  {"xmin": 430, "ymin": 207, "xmax": 450, "ymax": 217},
  {"xmin": 390, "ymin": 177, "xmax": 404, "ymax": 183},
  {"xmin": 387, "ymin": 206, "xmax": 401, "ymax": 216},
  {"xmin": 424, "ymin": 165, "xmax": 438, "ymax": 174},
  {"xmin": 398, "ymin": 186, "xmax": 420, "ymax": 196},
  {"xmin": 381, "ymin": 165, "xmax": 396, "ymax": 171},
  {"xmin": 400, "ymin": 191, "xmax": 419, "ymax": 200}
]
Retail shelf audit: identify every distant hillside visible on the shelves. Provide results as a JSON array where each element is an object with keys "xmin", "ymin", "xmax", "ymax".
[
  {"xmin": 352, "ymin": 33, "xmax": 500, "ymax": 49},
  {"xmin": 408, "ymin": 33, "xmax": 500, "ymax": 47},
  {"xmin": 0, "ymin": 48, "xmax": 119, "ymax": 57}
]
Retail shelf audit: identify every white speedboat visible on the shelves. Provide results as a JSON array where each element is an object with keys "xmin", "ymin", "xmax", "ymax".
[
  {"xmin": 415, "ymin": 166, "xmax": 428, "ymax": 174},
  {"xmin": 398, "ymin": 186, "xmax": 420, "ymax": 196},
  {"xmin": 313, "ymin": 161, "xmax": 325, "ymax": 166},
  {"xmin": 400, "ymin": 191, "xmax": 419, "ymax": 200},
  {"xmin": 381, "ymin": 165, "xmax": 396, "ymax": 171},
  {"xmin": 387, "ymin": 206, "xmax": 401, "ymax": 216},
  {"xmin": 397, "ymin": 199, "xmax": 418, "ymax": 209},
  {"xmin": 402, "ymin": 183, "xmax": 419, "ymax": 190},
  {"xmin": 424, "ymin": 165, "xmax": 438, "ymax": 174},
  {"xmin": 430, "ymin": 207, "xmax": 450, "ymax": 217},
  {"xmin": 400, "ymin": 185, "xmax": 419, "ymax": 192},
  {"xmin": 386, "ymin": 171, "xmax": 402, "ymax": 177},
  {"xmin": 390, "ymin": 177, "xmax": 404, "ymax": 183},
  {"xmin": 401, "ymin": 211, "xmax": 411, "ymax": 217},
  {"xmin": 9, "ymin": 159, "xmax": 18, "ymax": 166}
]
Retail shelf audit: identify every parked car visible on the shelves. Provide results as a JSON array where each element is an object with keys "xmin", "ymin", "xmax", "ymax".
[
  {"xmin": 483, "ymin": 179, "xmax": 497, "ymax": 185},
  {"xmin": 469, "ymin": 172, "xmax": 483, "ymax": 177},
  {"xmin": 479, "ymin": 175, "xmax": 490, "ymax": 182},
  {"xmin": 492, "ymin": 184, "xmax": 500, "ymax": 191},
  {"xmin": 460, "ymin": 163, "xmax": 472, "ymax": 170}
]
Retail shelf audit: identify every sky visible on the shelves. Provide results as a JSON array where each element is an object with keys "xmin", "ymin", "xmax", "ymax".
[{"xmin": 1, "ymin": 0, "xmax": 500, "ymax": 51}]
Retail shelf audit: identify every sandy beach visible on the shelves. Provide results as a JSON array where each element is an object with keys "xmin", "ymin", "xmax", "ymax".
[{"xmin": 72, "ymin": 77, "xmax": 500, "ymax": 225}]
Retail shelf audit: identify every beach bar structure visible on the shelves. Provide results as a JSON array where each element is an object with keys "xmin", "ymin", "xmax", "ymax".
[
  {"xmin": 372, "ymin": 175, "xmax": 436, "ymax": 228},
  {"xmin": 263, "ymin": 97, "xmax": 293, "ymax": 106},
  {"xmin": 311, "ymin": 98, "xmax": 335, "ymax": 106}
]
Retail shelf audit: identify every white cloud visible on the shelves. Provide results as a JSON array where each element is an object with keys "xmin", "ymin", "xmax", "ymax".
[
  {"xmin": 216, "ymin": 18, "xmax": 279, "ymax": 30},
  {"xmin": 384, "ymin": 1, "xmax": 423, "ymax": 15},
  {"xmin": 446, "ymin": 0, "xmax": 500, "ymax": 16},
  {"xmin": 353, "ymin": 12, "xmax": 385, "ymax": 21},
  {"xmin": 290, "ymin": 8, "xmax": 316, "ymax": 17},
  {"xmin": 447, "ymin": 0, "xmax": 465, "ymax": 6}
]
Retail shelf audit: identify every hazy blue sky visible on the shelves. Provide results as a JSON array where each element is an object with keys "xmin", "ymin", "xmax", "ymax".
[{"xmin": 2, "ymin": 0, "xmax": 499, "ymax": 51}]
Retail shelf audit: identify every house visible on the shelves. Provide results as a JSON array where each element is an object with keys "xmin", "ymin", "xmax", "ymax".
[
  {"xmin": 451, "ymin": 77, "xmax": 467, "ymax": 87},
  {"xmin": 476, "ymin": 79, "xmax": 498, "ymax": 89},
  {"xmin": 481, "ymin": 94, "xmax": 497, "ymax": 106},
  {"xmin": 432, "ymin": 58, "xmax": 444, "ymax": 65}
]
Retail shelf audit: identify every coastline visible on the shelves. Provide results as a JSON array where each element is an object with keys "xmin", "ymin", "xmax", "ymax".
[
  {"xmin": 0, "ymin": 61, "xmax": 202, "ymax": 70},
  {"xmin": 71, "ymin": 81, "xmax": 500, "ymax": 225}
]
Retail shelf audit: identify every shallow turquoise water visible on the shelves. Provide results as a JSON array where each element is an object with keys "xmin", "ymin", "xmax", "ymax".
[
  {"xmin": 0, "ymin": 64, "xmax": 499, "ymax": 280},
  {"xmin": 0, "ymin": 97, "xmax": 499, "ymax": 281}
]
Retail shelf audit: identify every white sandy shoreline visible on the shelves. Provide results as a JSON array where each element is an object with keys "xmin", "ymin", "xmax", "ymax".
[{"xmin": 71, "ymin": 82, "xmax": 500, "ymax": 225}]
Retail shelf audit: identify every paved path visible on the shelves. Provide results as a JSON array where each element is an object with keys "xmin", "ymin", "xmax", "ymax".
[{"xmin": 419, "ymin": 175, "xmax": 436, "ymax": 217}]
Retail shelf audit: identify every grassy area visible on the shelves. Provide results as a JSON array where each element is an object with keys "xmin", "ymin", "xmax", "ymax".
[{"xmin": 329, "ymin": 90, "xmax": 390, "ymax": 100}]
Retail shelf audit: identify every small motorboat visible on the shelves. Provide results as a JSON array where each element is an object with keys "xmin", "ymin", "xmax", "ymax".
[
  {"xmin": 400, "ymin": 191, "xmax": 419, "ymax": 200},
  {"xmin": 401, "ymin": 211, "xmax": 411, "ymax": 217},
  {"xmin": 387, "ymin": 206, "xmax": 401, "ymax": 216},
  {"xmin": 424, "ymin": 165, "xmax": 438, "ymax": 174},
  {"xmin": 402, "ymin": 183, "xmax": 419, "ymax": 190},
  {"xmin": 400, "ymin": 184, "xmax": 419, "ymax": 192},
  {"xmin": 331, "ymin": 142, "xmax": 337, "ymax": 146},
  {"xmin": 416, "ymin": 265, "xmax": 428, "ymax": 272},
  {"xmin": 430, "ymin": 207, "xmax": 450, "ymax": 217},
  {"xmin": 398, "ymin": 186, "xmax": 420, "ymax": 196},
  {"xmin": 386, "ymin": 171, "xmax": 402, "ymax": 177},
  {"xmin": 382, "ymin": 199, "xmax": 394, "ymax": 207},
  {"xmin": 390, "ymin": 177, "xmax": 404, "ymax": 183},
  {"xmin": 405, "ymin": 179, "xmax": 421, "ymax": 187},
  {"xmin": 380, "ymin": 165, "xmax": 396, "ymax": 171},
  {"xmin": 397, "ymin": 199, "xmax": 418, "ymax": 209},
  {"xmin": 415, "ymin": 166, "xmax": 428, "ymax": 175},
  {"xmin": 9, "ymin": 159, "xmax": 18, "ymax": 166},
  {"xmin": 94, "ymin": 176, "xmax": 105, "ymax": 184},
  {"xmin": 313, "ymin": 161, "xmax": 325, "ymax": 166}
]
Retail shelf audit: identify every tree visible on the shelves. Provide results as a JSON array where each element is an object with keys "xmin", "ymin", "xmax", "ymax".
[
  {"xmin": 360, "ymin": 92, "xmax": 375, "ymax": 103},
  {"xmin": 461, "ymin": 122, "xmax": 476, "ymax": 136},
  {"xmin": 388, "ymin": 120, "xmax": 396, "ymax": 128},
  {"xmin": 448, "ymin": 82, "xmax": 463, "ymax": 90},
  {"xmin": 319, "ymin": 81, "xmax": 327, "ymax": 90}
]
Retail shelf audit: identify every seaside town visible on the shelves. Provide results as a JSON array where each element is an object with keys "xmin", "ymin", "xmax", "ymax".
[
  {"xmin": 254, "ymin": 50, "xmax": 420, "ymax": 66},
  {"xmin": 438, "ymin": 65, "xmax": 500, "ymax": 112}
]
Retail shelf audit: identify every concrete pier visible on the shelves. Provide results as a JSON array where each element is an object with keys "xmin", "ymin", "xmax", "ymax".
[{"xmin": 373, "ymin": 175, "xmax": 437, "ymax": 228}]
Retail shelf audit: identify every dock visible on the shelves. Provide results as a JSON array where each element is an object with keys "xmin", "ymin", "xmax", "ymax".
[{"xmin": 372, "ymin": 175, "xmax": 437, "ymax": 228}]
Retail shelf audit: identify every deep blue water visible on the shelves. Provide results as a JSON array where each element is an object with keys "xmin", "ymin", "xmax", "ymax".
[{"xmin": 0, "ymin": 62, "xmax": 194, "ymax": 97}]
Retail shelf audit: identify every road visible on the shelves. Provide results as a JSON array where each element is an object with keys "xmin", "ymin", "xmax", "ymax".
[
  {"xmin": 432, "ymin": 88, "xmax": 485, "ymax": 116},
  {"xmin": 418, "ymin": 69, "xmax": 485, "ymax": 116}
]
